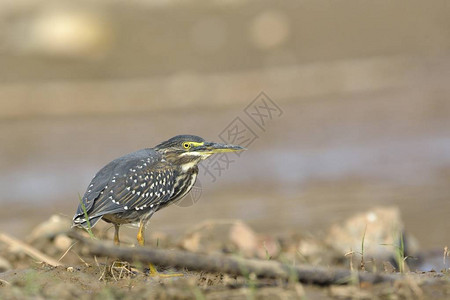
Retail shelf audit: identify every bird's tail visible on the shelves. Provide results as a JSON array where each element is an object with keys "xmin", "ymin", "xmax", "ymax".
[{"xmin": 72, "ymin": 214, "xmax": 102, "ymax": 229}]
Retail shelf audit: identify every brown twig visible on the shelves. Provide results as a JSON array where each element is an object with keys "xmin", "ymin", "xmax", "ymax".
[
  {"xmin": 0, "ymin": 279, "xmax": 11, "ymax": 286},
  {"xmin": 0, "ymin": 232, "xmax": 62, "ymax": 267},
  {"xmin": 68, "ymin": 231, "xmax": 398, "ymax": 286},
  {"xmin": 58, "ymin": 241, "xmax": 77, "ymax": 262}
]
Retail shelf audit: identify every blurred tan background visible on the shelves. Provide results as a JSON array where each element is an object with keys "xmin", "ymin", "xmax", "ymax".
[{"xmin": 0, "ymin": 0, "xmax": 449, "ymax": 250}]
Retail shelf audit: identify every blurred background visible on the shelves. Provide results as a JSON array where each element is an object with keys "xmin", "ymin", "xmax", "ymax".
[{"xmin": 0, "ymin": 0, "xmax": 449, "ymax": 250}]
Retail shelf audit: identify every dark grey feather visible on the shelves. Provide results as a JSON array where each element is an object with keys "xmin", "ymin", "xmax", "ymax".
[{"xmin": 73, "ymin": 148, "xmax": 176, "ymax": 226}]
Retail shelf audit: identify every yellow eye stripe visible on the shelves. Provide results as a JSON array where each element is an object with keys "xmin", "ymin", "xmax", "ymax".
[
  {"xmin": 183, "ymin": 141, "xmax": 204, "ymax": 149},
  {"xmin": 190, "ymin": 141, "xmax": 204, "ymax": 147}
]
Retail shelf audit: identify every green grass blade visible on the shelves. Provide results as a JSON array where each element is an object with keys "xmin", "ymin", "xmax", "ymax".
[{"xmin": 78, "ymin": 193, "xmax": 96, "ymax": 240}]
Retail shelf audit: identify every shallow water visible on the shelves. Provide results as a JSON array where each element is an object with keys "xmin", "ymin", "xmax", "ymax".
[{"xmin": 1, "ymin": 88, "xmax": 450, "ymax": 251}]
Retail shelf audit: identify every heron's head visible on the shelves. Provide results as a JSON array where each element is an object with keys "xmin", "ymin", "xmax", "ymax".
[{"xmin": 155, "ymin": 134, "xmax": 245, "ymax": 169}]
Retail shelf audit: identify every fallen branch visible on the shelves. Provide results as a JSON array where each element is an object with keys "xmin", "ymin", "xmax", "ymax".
[
  {"xmin": 68, "ymin": 231, "xmax": 398, "ymax": 286},
  {"xmin": 0, "ymin": 232, "xmax": 62, "ymax": 267}
]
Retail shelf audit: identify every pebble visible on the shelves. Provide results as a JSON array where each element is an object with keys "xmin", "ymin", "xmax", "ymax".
[
  {"xmin": 325, "ymin": 206, "xmax": 418, "ymax": 263},
  {"xmin": 54, "ymin": 234, "xmax": 73, "ymax": 251},
  {"xmin": 27, "ymin": 215, "xmax": 72, "ymax": 243},
  {"xmin": 181, "ymin": 220, "xmax": 259, "ymax": 257},
  {"xmin": 0, "ymin": 256, "xmax": 12, "ymax": 272}
]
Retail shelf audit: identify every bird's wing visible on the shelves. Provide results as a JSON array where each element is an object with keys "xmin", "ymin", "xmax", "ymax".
[
  {"xmin": 74, "ymin": 157, "xmax": 117, "ymax": 217},
  {"xmin": 73, "ymin": 149, "xmax": 175, "ymax": 226}
]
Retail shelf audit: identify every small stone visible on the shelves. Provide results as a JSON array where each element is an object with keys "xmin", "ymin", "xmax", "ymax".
[
  {"xmin": 182, "ymin": 232, "xmax": 201, "ymax": 252},
  {"xmin": 255, "ymin": 235, "xmax": 281, "ymax": 260},
  {"xmin": 54, "ymin": 234, "xmax": 73, "ymax": 251},
  {"xmin": 296, "ymin": 237, "xmax": 336, "ymax": 265},
  {"xmin": 0, "ymin": 256, "xmax": 12, "ymax": 272},
  {"xmin": 27, "ymin": 215, "xmax": 72, "ymax": 243},
  {"xmin": 325, "ymin": 206, "xmax": 418, "ymax": 263},
  {"xmin": 181, "ymin": 220, "xmax": 258, "ymax": 257},
  {"xmin": 229, "ymin": 221, "xmax": 257, "ymax": 257}
]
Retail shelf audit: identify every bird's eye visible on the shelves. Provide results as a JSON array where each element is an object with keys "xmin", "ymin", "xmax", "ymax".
[{"xmin": 183, "ymin": 143, "xmax": 190, "ymax": 149}]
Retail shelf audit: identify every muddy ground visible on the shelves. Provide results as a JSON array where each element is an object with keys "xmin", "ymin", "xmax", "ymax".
[
  {"xmin": 1, "ymin": 264, "xmax": 448, "ymax": 300},
  {"xmin": 0, "ymin": 213, "xmax": 449, "ymax": 300}
]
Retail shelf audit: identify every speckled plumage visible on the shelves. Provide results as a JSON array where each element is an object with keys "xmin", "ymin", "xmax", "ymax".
[
  {"xmin": 73, "ymin": 148, "xmax": 180, "ymax": 227},
  {"xmin": 72, "ymin": 134, "xmax": 244, "ymax": 246}
]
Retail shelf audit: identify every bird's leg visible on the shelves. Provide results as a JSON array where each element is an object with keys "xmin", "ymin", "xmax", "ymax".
[
  {"xmin": 114, "ymin": 224, "xmax": 120, "ymax": 246},
  {"xmin": 137, "ymin": 220, "xmax": 145, "ymax": 246},
  {"xmin": 137, "ymin": 219, "xmax": 158, "ymax": 274},
  {"xmin": 137, "ymin": 219, "xmax": 183, "ymax": 278},
  {"xmin": 113, "ymin": 224, "xmax": 130, "ymax": 268}
]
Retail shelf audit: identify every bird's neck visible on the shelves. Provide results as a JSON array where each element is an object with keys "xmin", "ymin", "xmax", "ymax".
[
  {"xmin": 161, "ymin": 153, "xmax": 202, "ymax": 174},
  {"xmin": 180, "ymin": 160, "xmax": 201, "ymax": 173}
]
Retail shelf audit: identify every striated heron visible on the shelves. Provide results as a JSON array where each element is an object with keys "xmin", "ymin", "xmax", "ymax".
[{"xmin": 72, "ymin": 135, "xmax": 245, "ymax": 274}]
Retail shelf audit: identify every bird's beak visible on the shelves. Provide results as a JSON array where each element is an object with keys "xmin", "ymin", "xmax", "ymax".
[{"xmin": 196, "ymin": 142, "xmax": 246, "ymax": 154}]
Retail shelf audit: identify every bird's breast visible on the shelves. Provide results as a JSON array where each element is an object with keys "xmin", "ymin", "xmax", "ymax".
[{"xmin": 167, "ymin": 167, "xmax": 198, "ymax": 204}]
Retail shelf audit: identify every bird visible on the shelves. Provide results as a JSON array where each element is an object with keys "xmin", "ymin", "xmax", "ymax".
[{"xmin": 72, "ymin": 135, "xmax": 245, "ymax": 274}]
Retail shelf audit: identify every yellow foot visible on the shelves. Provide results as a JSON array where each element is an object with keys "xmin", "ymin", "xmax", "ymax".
[{"xmin": 148, "ymin": 263, "xmax": 183, "ymax": 278}]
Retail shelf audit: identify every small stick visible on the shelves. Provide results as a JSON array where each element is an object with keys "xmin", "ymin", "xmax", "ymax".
[
  {"xmin": 68, "ymin": 231, "xmax": 397, "ymax": 286},
  {"xmin": 0, "ymin": 232, "xmax": 62, "ymax": 267},
  {"xmin": 58, "ymin": 241, "xmax": 77, "ymax": 262}
]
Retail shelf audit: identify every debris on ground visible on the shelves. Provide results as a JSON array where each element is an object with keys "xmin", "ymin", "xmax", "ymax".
[{"xmin": 0, "ymin": 206, "xmax": 448, "ymax": 299}]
